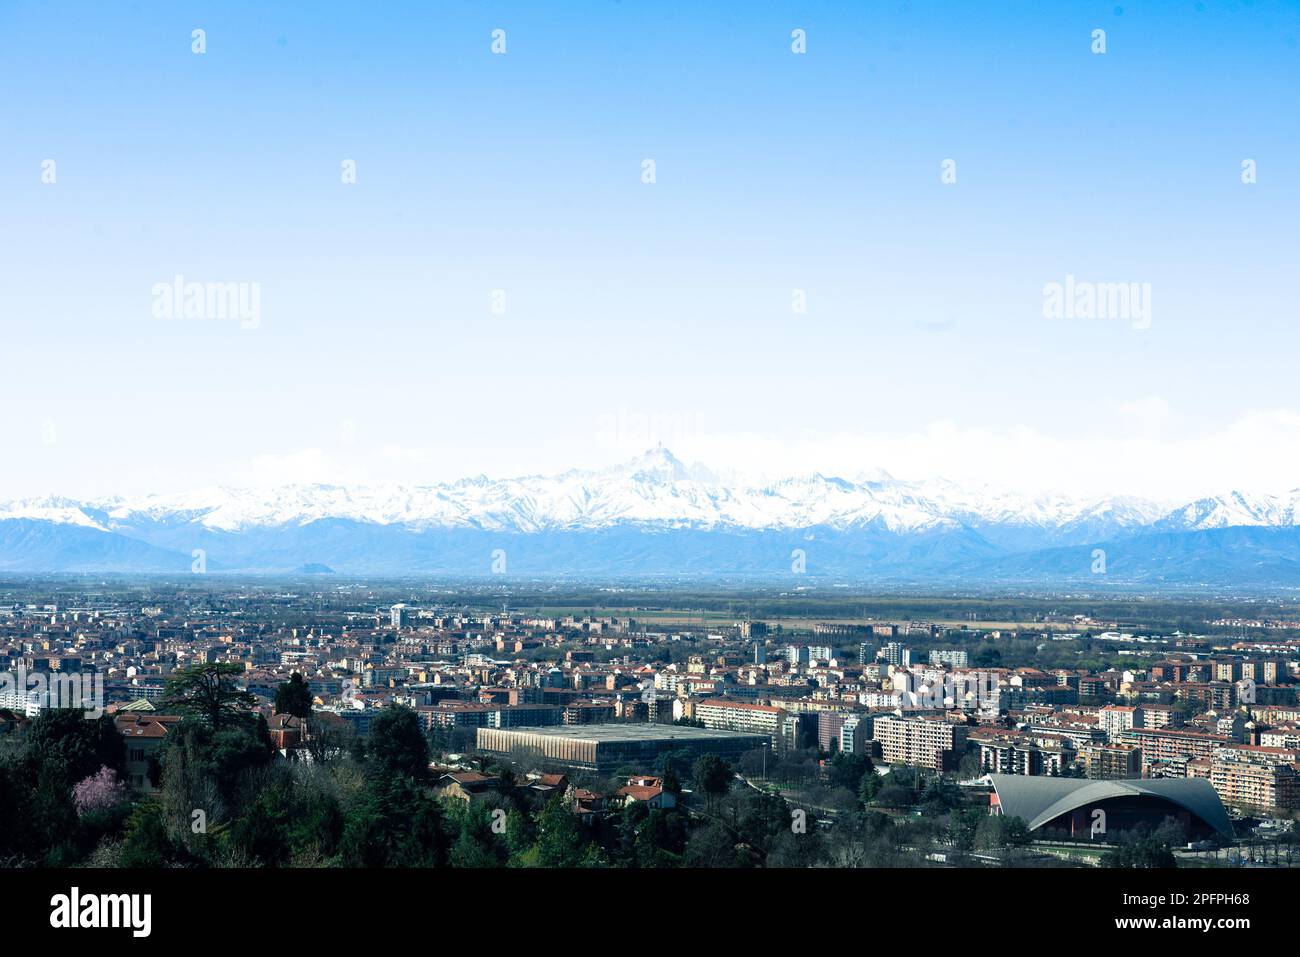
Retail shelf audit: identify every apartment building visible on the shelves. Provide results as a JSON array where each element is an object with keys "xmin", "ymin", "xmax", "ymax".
[
  {"xmin": 1100, "ymin": 704, "xmax": 1139, "ymax": 741},
  {"xmin": 1173, "ymin": 682, "xmax": 1236, "ymax": 711},
  {"xmin": 1123, "ymin": 727, "xmax": 1230, "ymax": 777},
  {"xmin": 975, "ymin": 737, "xmax": 1069, "ymax": 776},
  {"xmin": 418, "ymin": 701, "xmax": 565, "ymax": 730},
  {"xmin": 1258, "ymin": 728, "xmax": 1300, "ymax": 750},
  {"xmin": 1241, "ymin": 659, "xmax": 1286, "ymax": 684},
  {"xmin": 817, "ymin": 711, "xmax": 849, "ymax": 752},
  {"xmin": 880, "ymin": 642, "xmax": 911, "ymax": 667},
  {"xmin": 1210, "ymin": 747, "xmax": 1300, "ymax": 811},
  {"xmin": 839, "ymin": 714, "xmax": 873, "ymax": 755},
  {"xmin": 695, "ymin": 698, "xmax": 786, "ymax": 740},
  {"xmin": 873, "ymin": 715, "xmax": 968, "ymax": 770},
  {"xmin": 929, "ymin": 649, "xmax": 969, "ymax": 669},
  {"xmin": 1082, "ymin": 742, "xmax": 1143, "ymax": 780},
  {"xmin": 1137, "ymin": 702, "xmax": 1182, "ymax": 730},
  {"xmin": 562, "ymin": 701, "xmax": 616, "ymax": 725}
]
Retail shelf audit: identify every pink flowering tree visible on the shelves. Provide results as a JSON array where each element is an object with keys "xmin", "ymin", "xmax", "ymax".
[{"xmin": 72, "ymin": 766, "xmax": 130, "ymax": 816}]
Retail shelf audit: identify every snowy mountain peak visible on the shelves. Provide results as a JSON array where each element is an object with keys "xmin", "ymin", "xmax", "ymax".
[
  {"xmin": 615, "ymin": 446, "xmax": 692, "ymax": 483},
  {"xmin": 1156, "ymin": 490, "xmax": 1300, "ymax": 531},
  {"xmin": 2, "ymin": 451, "xmax": 1296, "ymax": 543}
]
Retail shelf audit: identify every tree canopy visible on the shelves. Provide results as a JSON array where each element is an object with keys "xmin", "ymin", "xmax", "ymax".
[
  {"xmin": 162, "ymin": 663, "xmax": 258, "ymax": 730},
  {"xmin": 274, "ymin": 673, "xmax": 313, "ymax": 719}
]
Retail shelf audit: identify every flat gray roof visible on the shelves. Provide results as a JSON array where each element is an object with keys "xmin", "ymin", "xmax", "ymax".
[{"xmin": 482, "ymin": 724, "xmax": 766, "ymax": 743}]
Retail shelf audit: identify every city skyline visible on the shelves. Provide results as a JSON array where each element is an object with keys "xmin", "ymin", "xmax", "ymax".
[{"xmin": 4, "ymin": 0, "xmax": 1294, "ymax": 924}]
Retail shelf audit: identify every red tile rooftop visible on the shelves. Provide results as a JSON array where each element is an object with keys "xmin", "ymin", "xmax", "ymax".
[{"xmin": 616, "ymin": 785, "xmax": 664, "ymax": 801}]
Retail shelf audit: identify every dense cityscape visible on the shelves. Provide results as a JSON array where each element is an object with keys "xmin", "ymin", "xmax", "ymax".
[
  {"xmin": 7, "ymin": 0, "xmax": 1292, "ymax": 938},
  {"xmin": 4, "ymin": 579, "xmax": 1298, "ymax": 875}
]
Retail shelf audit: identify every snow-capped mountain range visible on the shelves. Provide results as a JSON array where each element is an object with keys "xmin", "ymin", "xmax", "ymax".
[{"xmin": 3, "ymin": 448, "xmax": 1300, "ymax": 585}]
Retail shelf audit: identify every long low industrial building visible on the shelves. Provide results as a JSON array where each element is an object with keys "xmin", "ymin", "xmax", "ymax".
[{"xmin": 476, "ymin": 724, "xmax": 769, "ymax": 771}]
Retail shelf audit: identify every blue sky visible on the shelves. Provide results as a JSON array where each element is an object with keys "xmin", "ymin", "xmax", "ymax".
[{"xmin": 2, "ymin": 0, "xmax": 1298, "ymax": 500}]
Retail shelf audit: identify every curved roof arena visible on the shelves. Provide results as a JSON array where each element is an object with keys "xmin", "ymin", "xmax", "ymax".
[{"xmin": 987, "ymin": 774, "xmax": 1234, "ymax": 837}]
